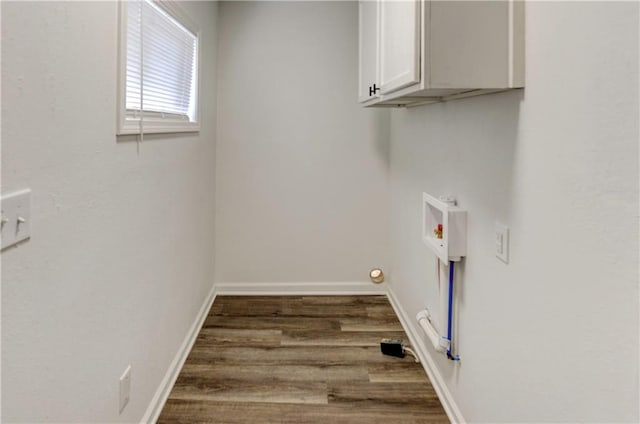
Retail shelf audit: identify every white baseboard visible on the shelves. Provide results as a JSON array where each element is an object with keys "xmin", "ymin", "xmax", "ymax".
[
  {"xmin": 140, "ymin": 284, "xmax": 217, "ymax": 424},
  {"xmin": 215, "ymin": 281, "xmax": 387, "ymax": 296},
  {"xmin": 386, "ymin": 287, "xmax": 465, "ymax": 424}
]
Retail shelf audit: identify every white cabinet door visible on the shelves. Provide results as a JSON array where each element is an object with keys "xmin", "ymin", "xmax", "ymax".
[
  {"xmin": 379, "ymin": 0, "xmax": 421, "ymax": 94},
  {"xmin": 358, "ymin": 0, "xmax": 379, "ymax": 102}
]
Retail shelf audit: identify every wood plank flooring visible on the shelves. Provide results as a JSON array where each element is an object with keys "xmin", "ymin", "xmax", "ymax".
[{"xmin": 158, "ymin": 295, "xmax": 448, "ymax": 423}]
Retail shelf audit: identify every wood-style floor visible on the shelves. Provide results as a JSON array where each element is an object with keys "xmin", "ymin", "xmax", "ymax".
[{"xmin": 158, "ymin": 295, "xmax": 448, "ymax": 423}]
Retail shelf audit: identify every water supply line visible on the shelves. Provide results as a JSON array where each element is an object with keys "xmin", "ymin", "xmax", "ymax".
[
  {"xmin": 446, "ymin": 261, "xmax": 460, "ymax": 361},
  {"xmin": 416, "ymin": 259, "xmax": 460, "ymax": 360}
]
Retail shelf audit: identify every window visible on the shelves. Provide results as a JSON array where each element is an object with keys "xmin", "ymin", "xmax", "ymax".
[{"xmin": 117, "ymin": 0, "xmax": 199, "ymax": 135}]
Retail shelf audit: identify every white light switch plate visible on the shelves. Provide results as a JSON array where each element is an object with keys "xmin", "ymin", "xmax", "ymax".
[
  {"xmin": 495, "ymin": 222, "xmax": 509, "ymax": 263},
  {"xmin": 1, "ymin": 189, "xmax": 32, "ymax": 250}
]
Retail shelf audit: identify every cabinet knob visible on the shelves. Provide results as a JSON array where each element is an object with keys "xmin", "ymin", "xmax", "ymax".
[{"xmin": 369, "ymin": 84, "xmax": 380, "ymax": 96}]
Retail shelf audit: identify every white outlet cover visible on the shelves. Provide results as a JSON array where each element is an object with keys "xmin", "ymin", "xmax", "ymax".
[
  {"xmin": 119, "ymin": 365, "xmax": 131, "ymax": 413},
  {"xmin": 495, "ymin": 222, "xmax": 509, "ymax": 264}
]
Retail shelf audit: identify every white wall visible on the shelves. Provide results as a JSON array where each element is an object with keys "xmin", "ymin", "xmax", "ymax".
[
  {"xmin": 389, "ymin": 2, "xmax": 639, "ymax": 422},
  {"xmin": 215, "ymin": 1, "xmax": 390, "ymax": 286},
  {"xmin": 3, "ymin": 1, "xmax": 638, "ymax": 422},
  {"xmin": 1, "ymin": 1, "xmax": 217, "ymax": 422}
]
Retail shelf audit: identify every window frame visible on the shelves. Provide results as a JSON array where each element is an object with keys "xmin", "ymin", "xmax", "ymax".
[{"xmin": 116, "ymin": 0, "xmax": 201, "ymax": 135}]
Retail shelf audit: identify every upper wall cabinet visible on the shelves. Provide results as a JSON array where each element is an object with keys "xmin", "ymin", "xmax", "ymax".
[{"xmin": 358, "ymin": 0, "xmax": 524, "ymax": 108}]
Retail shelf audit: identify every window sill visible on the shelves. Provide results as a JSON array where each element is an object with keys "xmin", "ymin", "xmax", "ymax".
[{"xmin": 116, "ymin": 119, "xmax": 200, "ymax": 135}]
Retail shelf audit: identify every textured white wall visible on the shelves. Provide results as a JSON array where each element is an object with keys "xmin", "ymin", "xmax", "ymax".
[
  {"xmin": 215, "ymin": 1, "xmax": 390, "ymax": 285},
  {"xmin": 389, "ymin": 2, "xmax": 639, "ymax": 422},
  {"xmin": 1, "ymin": 1, "xmax": 217, "ymax": 422},
  {"xmin": 4, "ymin": 1, "xmax": 638, "ymax": 422}
]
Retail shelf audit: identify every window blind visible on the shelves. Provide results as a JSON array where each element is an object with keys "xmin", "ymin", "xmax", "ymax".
[{"xmin": 126, "ymin": 0, "xmax": 197, "ymax": 121}]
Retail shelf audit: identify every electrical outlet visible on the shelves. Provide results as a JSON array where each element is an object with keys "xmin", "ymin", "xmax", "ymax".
[
  {"xmin": 119, "ymin": 365, "xmax": 131, "ymax": 413},
  {"xmin": 495, "ymin": 223, "xmax": 509, "ymax": 264}
]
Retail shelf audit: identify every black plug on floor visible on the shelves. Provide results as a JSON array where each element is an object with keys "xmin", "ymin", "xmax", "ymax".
[{"xmin": 380, "ymin": 338, "xmax": 405, "ymax": 358}]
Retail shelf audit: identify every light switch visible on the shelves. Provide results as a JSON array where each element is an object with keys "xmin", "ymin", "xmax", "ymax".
[
  {"xmin": 495, "ymin": 222, "xmax": 509, "ymax": 264},
  {"xmin": 1, "ymin": 189, "xmax": 32, "ymax": 250}
]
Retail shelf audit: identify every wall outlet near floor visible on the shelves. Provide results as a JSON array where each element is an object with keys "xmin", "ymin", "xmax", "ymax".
[
  {"xmin": 495, "ymin": 222, "xmax": 509, "ymax": 264},
  {"xmin": 119, "ymin": 365, "xmax": 131, "ymax": 413}
]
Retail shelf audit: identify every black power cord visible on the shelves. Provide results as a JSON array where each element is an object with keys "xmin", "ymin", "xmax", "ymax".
[{"xmin": 380, "ymin": 339, "xmax": 419, "ymax": 363}]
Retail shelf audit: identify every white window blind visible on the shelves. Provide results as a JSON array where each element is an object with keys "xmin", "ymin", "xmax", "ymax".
[{"xmin": 125, "ymin": 0, "xmax": 198, "ymax": 124}]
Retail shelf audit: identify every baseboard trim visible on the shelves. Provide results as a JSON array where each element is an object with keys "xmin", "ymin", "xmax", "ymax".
[
  {"xmin": 140, "ymin": 284, "xmax": 217, "ymax": 424},
  {"xmin": 215, "ymin": 281, "xmax": 387, "ymax": 296},
  {"xmin": 386, "ymin": 287, "xmax": 466, "ymax": 424}
]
